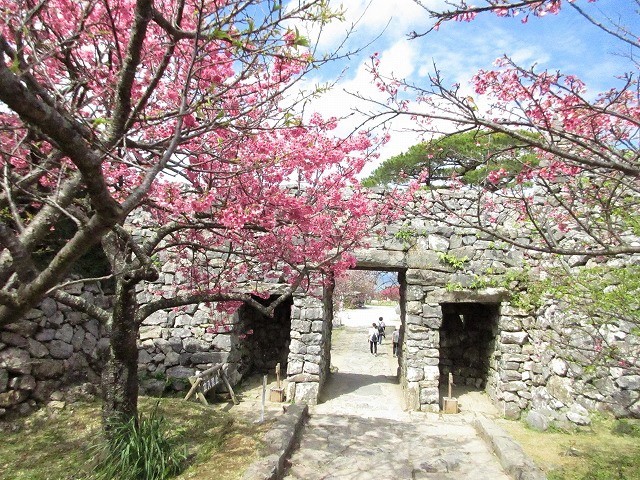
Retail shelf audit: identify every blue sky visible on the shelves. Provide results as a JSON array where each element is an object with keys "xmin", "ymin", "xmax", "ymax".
[{"xmin": 290, "ymin": 0, "xmax": 639, "ymax": 177}]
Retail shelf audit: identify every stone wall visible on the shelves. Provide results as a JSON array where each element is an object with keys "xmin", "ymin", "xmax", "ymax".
[
  {"xmin": 346, "ymin": 189, "xmax": 640, "ymax": 426},
  {"xmin": 1, "ymin": 188, "xmax": 638, "ymax": 427},
  {"xmin": 0, "ymin": 283, "xmax": 109, "ymax": 417},
  {"xmin": 285, "ymin": 289, "xmax": 328, "ymax": 405}
]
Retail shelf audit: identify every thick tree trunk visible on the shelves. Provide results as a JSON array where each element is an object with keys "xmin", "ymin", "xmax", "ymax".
[{"xmin": 101, "ymin": 276, "xmax": 140, "ymax": 427}]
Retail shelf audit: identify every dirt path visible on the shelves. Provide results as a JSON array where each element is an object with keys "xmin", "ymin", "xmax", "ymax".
[{"xmin": 283, "ymin": 307, "xmax": 510, "ymax": 479}]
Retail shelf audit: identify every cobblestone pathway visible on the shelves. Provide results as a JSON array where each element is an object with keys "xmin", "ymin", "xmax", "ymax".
[{"xmin": 283, "ymin": 306, "xmax": 510, "ymax": 480}]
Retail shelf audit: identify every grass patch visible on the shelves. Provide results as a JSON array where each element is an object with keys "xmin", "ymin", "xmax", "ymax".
[
  {"xmin": 0, "ymin": 396, "xmax": 271, "ymax": 480},
  {"xmin": 498, "ymin": 416, "xmax": 640, "ymax": 480}
]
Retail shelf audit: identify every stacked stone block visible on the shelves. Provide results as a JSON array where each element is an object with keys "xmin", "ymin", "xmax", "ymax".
[
  {"xmin": 0, "ymin": 284, "xmax": 108, "ymax": 417},
  {"xmin": 286, "ymin": 292, "xmax": 327, "ymax": 405}
]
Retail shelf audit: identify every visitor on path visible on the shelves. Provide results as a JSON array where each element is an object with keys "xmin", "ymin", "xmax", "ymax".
[
  {"xmin": 377, "ymin": 317, "xmax": 386, "ymax": 345},
  {"xmin": 392, "ymin": 326, "xmax": 400, "ymax": 357},
  {"xmin": 368, "ymin": 323, "xmax": 378, "ymax": 355}
]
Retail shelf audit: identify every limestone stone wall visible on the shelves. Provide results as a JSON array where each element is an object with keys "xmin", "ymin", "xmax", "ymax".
[
  {"xmin": 0, "ymin": 283, "xmax": 109, "ymax": 417},
  {"xmin": 348, "ymin": 189, "xmax": 639, "ymax": 426},
  {"xmin": 286, "ymin": 290, "xmax": 328, "ymax": 405},
  {"xmin": 2, "ymin": 189, "xmax": 638, "ymax": 427}
]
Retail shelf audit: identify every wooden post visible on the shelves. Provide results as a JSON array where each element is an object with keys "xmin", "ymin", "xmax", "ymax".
[
  {"xmin": 184, "ymin": 377, "xmax": 202, "ymax": 401},
  {"xmin": 443, "ymin": 372, "xmax": 458, "ymax": 414},
  {"xmin": 221, "ymin": 367, "xmax": 239, "ymax": 405},
  {"xmin": 269, "ymin": 362, "xmax": 285, "ymax": 402},
  {"xmin": 261, "ymin": 375, "xmax": 267, "ymax": 422}
]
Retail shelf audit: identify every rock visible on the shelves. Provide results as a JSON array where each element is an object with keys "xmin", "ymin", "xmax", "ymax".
[
  {"xmin": 547, "ymin": 376, "xmax": 574, "ymax": 406},
  {"xmin": 0, "ymin": 348, "xmax": 32, "ymax": 374},
  {"xmin": 141, "ymin": 379, "xmax": 166, "ymax": 397},
  {"xmin": 40, "ymin": 297, "xmax": 58, "ymax": 317},
  {"xmin": 406, "ymin": 367, "xmax": 424, "ymax": 382},
  {"xmin": 287, "ymin": 360, "xmax": 304, "ymax": 376},
  {"xmin": 293, "ymin": 382, "xmax": 318, "ymax": 405},
  {"xmin": 140, "ymin": 326, "xmax": 162, "ymax": 341},
  {"xmin": 419, "ymin": 387, "xmax": 439, "ymax": 404},
  {"xmin": 211, "ymin": 334, "xmax": 232, "ymax": 351},
  {"xmin": 616, "ymin": 375, "xmax": 640, "ymax": 390},
  {"xmin": 142, "ymin": 311, "xmax": 169, "ymax": 326},
  {"xmin": 287, "ymin": 373, "xmax": 319, "ymax": 383},
  {"xmin": 71, "ymin": 328, "xmax": 85, "ymax": 351},
  {"xmin": 4, "ymin": 320, "xmax": 38, "ymax": 336},
  {"xmin": 166, "ymin": 366, "xmax": 194, "ymax": 379},
  {"xmin": 1, "ymin": 332, "xmax": 27, "ymax": 348},
  {"xmin": 503, "ymin": 402, "xmax": 521, "ymax": 420},
  {"xmin": 9, "ymin": 375, "xmax": 36, "ymax": 391},
  {"xmin": 0, "ymin": 389, "xmax": 29, "ymax": 407},
  {"xmin": 164, "ymin": 351, "xmax": 180, "ymax": 366},
  {"xmin": 35, "ymin": 329, "xmax": 56, "ymax": 342},
  {"xmin": 47, "ymin": 400, "xmax": 66, "ymax": 410},
  {"xmin": 54, "ymin": 323, "xmax": 74, "ymax": 343},
  {"xmin": 0, "ymin": 369, "xmax": 8, "ymax": 392},
  {"xmin": 138, "ymin": 349, "xmax": 153, "ymax": 364},
  {"xmin": 48, "ymin": 340, "xmax": 74, "ymax": 359},
  {"xmin": 27, "ymin": 338, "xmax": 49, "ymax": 358},
  {"xmin": 191, "ymin": 351, "xmax": 224, "ymax": 364},
  {"xmin": 566, "ymin": 404, "xmax": 591, "ymax": 426},
  {"xmin": 525, "ymin": 410, "xmax": 550, "ymax": 431},
  {"xmin": 302, "ymin": 362, "xmax": 320, "ymax": 375},
  {"xmin": 550, "ymin": 358, "xmax": 568, "ymax": 376},
  {"xmin": 31, "ymin": 359, "xmax": 66, "ymax": 379},
  {"xmin": 33, "ymin": 380, "xmax": 59, "ymax": 402},
  {"xmin": 85, "ymin": 319, "xmax": 101, "ymax": 339},
  {"xmin": 500, "ymin": 331, "xmax": 529, "ymax": 345},
  {"xmin": 81, "ymin": 334, "xmax": 97, "ymax": 355}
]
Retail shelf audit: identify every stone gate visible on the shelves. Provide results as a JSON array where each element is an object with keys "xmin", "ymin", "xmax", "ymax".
[{"xmin": 1, "ymin": 190, "xmax": 638, "ymax": 426}]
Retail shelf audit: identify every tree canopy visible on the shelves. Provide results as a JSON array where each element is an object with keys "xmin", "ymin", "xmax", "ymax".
[{"xmin": 362, "ymin": 131, "xmax": 537, "ymax": 188}]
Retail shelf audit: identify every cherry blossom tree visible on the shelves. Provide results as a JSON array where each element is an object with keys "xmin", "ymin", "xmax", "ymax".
[
  {"xmin": 364, "ymin": 0, "xmax": 639, "ymax": 257},
  {"xmin": 0, "ymin": 0, "xmax": 403, "ymax": 423}
]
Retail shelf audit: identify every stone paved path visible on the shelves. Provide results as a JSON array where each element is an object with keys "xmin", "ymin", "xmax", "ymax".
[{"xmin": 283, "ymin": 306, "xmax": 510, "ymax": 479}]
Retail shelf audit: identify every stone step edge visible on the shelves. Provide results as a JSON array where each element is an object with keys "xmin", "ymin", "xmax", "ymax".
[
  {"xmin": 473, "ymin": 416, "xmax": 547, "ymax": 480},
  {"xmin": 241, "ymin": 403, "xmax": 309, "ymax": 480}
]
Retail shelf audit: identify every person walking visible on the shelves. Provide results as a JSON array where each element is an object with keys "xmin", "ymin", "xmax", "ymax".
[
  {"xmin": 377, "ymin": 317, "xmax": 386, "ymax": 345},
  {"xmin": 392, "ymin": 326, "xmax": 400, "ymax": 357},
  {"xmin": 368, "ymin": 323, "xmax": 378, "ymax": 355}
]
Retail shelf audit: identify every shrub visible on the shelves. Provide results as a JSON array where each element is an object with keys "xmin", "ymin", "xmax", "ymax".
[{"xmin": 92, "ymin": 405, "xmax": 187, "ymax": 480}]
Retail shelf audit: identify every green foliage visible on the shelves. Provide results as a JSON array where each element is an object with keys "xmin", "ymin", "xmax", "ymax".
[
  {"xmin": 547, "ymin": 450, "xmax": 639, "ymax": 480},
  {"xmin": 93, "ymin": 405, "xmax": 187, "ymax": 480},
  {"xmin": 546, "ymin": 264, "xmax": 640, "ymax": 327},
  {"xmin": 394, "ymin": 226, "xmax": 416, "ymax": 242},
  {"xmin": 362, "ymin": 130, "xmax": 539, "ymax": 187},
  {"xmin": 467, "ymin": 267, "xmax": 545, "ymax": 312},
  {"xmin": 437, "ymin": 252, "xmax": 468, "ymax": 271},
  {"xmin": 612, "ymin": 419, "xmax": 640, "ymax": 438}
]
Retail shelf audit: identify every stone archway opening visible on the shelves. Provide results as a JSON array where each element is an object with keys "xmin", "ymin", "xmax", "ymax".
[
  {"xmin": 438, "ymin": 302, "xmax": 500, "ymax": 404},
  {"xmin": 312, "ymin": 268, "xmax": 407, "ymax": 410},
  {"xmin": 237, "ymin": 295, "xmax": 293, "ymax": 377}
]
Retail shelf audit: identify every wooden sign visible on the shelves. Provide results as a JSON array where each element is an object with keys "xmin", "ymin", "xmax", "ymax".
[{"xmin": 184, "ymin": 363, "xmax": 238, "ymax": 406}]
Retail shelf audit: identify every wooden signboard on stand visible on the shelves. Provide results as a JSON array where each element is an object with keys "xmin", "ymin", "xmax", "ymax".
[{"xmin": 184, "ymin": 363, "xmax": 239, "ymax": 406}]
